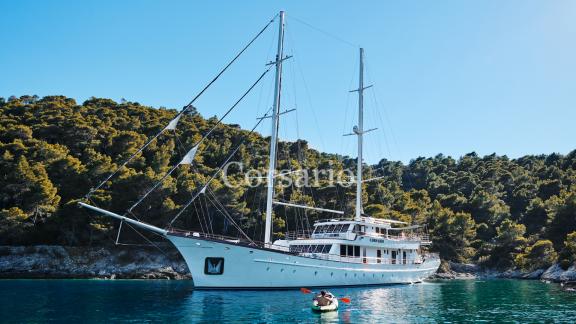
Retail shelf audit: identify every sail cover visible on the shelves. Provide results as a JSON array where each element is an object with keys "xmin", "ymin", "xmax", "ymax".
[
  {"xmin": 179, "ymin": 145, "xmax": 199, "ymax": 165},
  {"xmin": 164, "ymin": 114, "xmax": 182, "ymax": 131}
]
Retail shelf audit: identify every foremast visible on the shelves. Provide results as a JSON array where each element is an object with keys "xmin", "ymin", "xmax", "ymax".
[{"xmin": 264, "ymin": 11, "xmax": 286, "ymax": 244}]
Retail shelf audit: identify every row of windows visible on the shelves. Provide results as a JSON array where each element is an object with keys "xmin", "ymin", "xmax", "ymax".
[
  {"xmin": 289, "ymin": 244, "xmax": 332, "ymax": 254},
  {"xmin": 314, "ymin": 224, "xmax": 350, "ymax": 234},
  {"xmin": 340, "ymin": 244, "xmax": 361, "ymax": 257}
]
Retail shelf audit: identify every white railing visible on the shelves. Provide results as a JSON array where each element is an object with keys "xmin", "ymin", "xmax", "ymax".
[
  {"xmin": 299, "ymin": 253, "xmax": 426, "ymax": 265},
  {"xmin": 284, "ymin": 230, "xmax": 312, "ymax": 240},
  {"xmin": 285, "ymin": 230, "xmax": 430, "ymax": 242}
]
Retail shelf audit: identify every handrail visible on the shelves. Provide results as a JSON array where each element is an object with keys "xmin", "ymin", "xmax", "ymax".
[
  {"xmin": 299, "ymin": 253, "xmax": 435, "ymax": 265},
  {"xmin": 285, "ymin": 230, "xmax": 430, "ymax": 242}
]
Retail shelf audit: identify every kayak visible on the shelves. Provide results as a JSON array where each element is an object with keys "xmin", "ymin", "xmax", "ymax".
[{"xmin": 311, "ymin": 298, "xmax": 339, "ymax": 312}]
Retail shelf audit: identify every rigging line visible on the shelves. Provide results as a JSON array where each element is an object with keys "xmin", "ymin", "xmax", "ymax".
[
  {"xmin": 178, "ymin": 14, "xmax": 278, "ymax": 116},
  {"xmin": 126, "ymin": 67, "xmax": 272, "ymax": 214},
  {"xmin": 85, "ymin": 15, "xmax": 276, "ymax": 199},
  {"xmin": 192, "ymin": 199, "xmax": 205, "ymax": 234},
  {"xmin": 168, "ymin": 107, "xmax": 272, "ymax": 227},
  {"xmin": 291, "ymin": 38, "xmax": 327, "ymax": 153},
  {"xmin": 289, "ymin": 15, "xmax": 358, "ymax": 48},
  {"xmin": 198, "ymin": 195, "xmax": 208, "ymax": 234},
  {"xmin": 123, "ymin": 221, "xmax": 168, "ymax": 256},
  {"xmin": 364, "ymin": 56, "xmax": 398, "ymax": 160},
  {"xmin": 201, "ymin": 195, "xmax": 214, "ymax": 234},
  {"xmin": 206, "ymin": 188, "xmax": 254, "ymax": 244},
  {"xmin": 364, "ymin": 58, "xmax": 392, "ymax": 161},
  {"xmin": 255, "ymin": 21, "xmax": 278, "ymax": 118},
  {"xmin": 86, "ymin": 129, "xmax": 164, "ymax": 199},
  {"xmin": 199, "ymin": 66, "xmax": 273, "ymax": 143}
]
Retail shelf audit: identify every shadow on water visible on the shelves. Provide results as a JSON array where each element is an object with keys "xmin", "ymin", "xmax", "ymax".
[{"xmin": 1, "ymin": 279, "xmax": 576, "ymax": 323}]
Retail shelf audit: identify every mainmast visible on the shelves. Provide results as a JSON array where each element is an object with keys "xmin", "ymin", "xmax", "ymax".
[
  {"xmin": 355, "ymin": 48, "xmax": 366, "ymax": 221},
  {"xmin": 264, "ymin": 11, "xmax": 285, "ymax": 244}
]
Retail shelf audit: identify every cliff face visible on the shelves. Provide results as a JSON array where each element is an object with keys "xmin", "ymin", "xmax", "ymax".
[{"xmin": 0, "ymin": 245, "xmax": 190, "ymax": 279}]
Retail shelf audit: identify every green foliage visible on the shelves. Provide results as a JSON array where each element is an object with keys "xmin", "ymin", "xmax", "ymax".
[
  {"xmin": 487, "ymin": 220, "xmax": 527, "ymax": 269},
  {"xmin": 558, "ymin": 231, "xmax": 576, "ymax": 269},
  {"xmin": 430, "ymin": 201, "xmax": 476, "ymax": 262},
  {"xmin": 515, "ymin": 240, "xmax": 557, "ymax": 271},
  {"xmin": 0, "ymin": 95, "xmax": 575, "ymax": 271}
]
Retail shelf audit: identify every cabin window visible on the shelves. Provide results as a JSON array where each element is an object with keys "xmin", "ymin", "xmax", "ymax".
[
  {"xmin": 377, "ymin": 250, "xmax": 381, "ymax": 263},
  {"xmin": 341, "ymin": 244, "xmax": 361, "ymax": 257},
  {"xmin": 289, "ymin": 244, "xmax": 332, "ymax": 254}
]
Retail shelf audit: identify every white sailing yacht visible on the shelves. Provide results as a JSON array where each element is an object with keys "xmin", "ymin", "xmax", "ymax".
[{"xmin": 79, "ymin": 11, "xmax": 440, "ymax": 289}]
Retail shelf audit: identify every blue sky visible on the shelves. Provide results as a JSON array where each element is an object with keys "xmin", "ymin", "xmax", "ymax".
[{"xmin": 1, "ymin": 0, "xmax": 575, "ymax": 164}]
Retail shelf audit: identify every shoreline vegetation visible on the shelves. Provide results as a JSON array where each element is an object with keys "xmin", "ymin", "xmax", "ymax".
[{"xmin": 1, "ymin": 95, "xmax": 575, "ymax": 282}]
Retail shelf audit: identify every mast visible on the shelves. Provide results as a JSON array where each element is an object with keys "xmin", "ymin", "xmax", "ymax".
[
  {"xmin": 355, "ymin": 48, "xmax": 365, "ymax": 221},
  {"xmin": 264, "ymin": 11, "xmax": 285, "ymax": 244}
]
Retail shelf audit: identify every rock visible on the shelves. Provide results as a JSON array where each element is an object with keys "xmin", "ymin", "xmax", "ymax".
[
  {"xmin": 523, "ymin": 269, "xmax": 544, "ymax": 280},
  {"xmin": 449, "ymin": 262, "xmax": 480, "ymax": 274},
  {"xmin": 0, "ymin": 245, "xmax": 191, "ymax": 280},
  {"xmin": 540, "ymin": 263, "xmax": 576, "ymax": 283}
]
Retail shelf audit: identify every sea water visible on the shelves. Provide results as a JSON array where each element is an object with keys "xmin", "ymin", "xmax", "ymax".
[{"xmin": 0, "ymin": 279, "xmax": 575, "ymax": 323}]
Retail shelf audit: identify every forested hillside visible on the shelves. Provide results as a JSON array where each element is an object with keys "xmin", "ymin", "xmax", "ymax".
[{"xmin": 1, "ymin": 95, "xmax": 575, "ymax": 271}]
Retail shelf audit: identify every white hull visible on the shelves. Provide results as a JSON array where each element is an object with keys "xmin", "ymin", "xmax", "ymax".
[{"xmin": 167, "ymin": 234, "xmax": 440, "ymax": 289}]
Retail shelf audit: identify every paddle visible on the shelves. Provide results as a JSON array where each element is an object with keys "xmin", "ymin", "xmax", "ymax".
[{"xmin": 300, "ymin": 288, "xmax": 351, "ymax": 304}]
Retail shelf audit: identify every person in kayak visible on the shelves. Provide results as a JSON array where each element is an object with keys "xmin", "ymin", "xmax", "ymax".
[{"xmin": 314, "ymin": 290, "xmax": 334, "ymax": 306}]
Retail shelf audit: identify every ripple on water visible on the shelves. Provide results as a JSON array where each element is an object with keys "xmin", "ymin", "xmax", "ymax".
[{"xmin": 0, "ymin": 279, "xmax": 575, "ymax": 322}]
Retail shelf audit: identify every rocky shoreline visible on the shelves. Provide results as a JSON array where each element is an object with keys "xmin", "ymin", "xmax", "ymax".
[
  {"xmin": 2, "ymin": 245, "xmax": 576, "ymax": 285},
  {"xmin": 433, "ymin": 261, "xmax": 576, "ymax": 284},
  {"xmin": 0, "ymin": 245, "xmax": 190, "ymax": 280}
]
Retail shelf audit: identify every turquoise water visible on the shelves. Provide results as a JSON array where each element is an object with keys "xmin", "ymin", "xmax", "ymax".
[{"xmin": 0, "ymin": 279, "xmax": 575, "ymax": 323}]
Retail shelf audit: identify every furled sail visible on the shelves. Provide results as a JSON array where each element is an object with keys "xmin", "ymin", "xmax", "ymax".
[
  {"xmin": 163, "ymin": 114, "xmax": 182, "ymax": 131},
  {"xmin": 179, "ymin": 145, "xmax": 199, "ymax": 165}
]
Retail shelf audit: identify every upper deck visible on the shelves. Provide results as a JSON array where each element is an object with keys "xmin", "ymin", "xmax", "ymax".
[{"xmin": 285, "ymin": 216, "xmax": 431, "ymax": 244}]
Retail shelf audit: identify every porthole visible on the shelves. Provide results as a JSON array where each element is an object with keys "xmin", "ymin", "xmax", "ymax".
[
  {"xmin": 266, "ymin": 267, "xmax": 270, "ymax": 271},
  {"xmin": 331, "ymin": 272, "xmax": 334, "ymax": 276},
  {"xmin": 280, "ymin": 268, "xmax": 284, "ymax": 272},
  {"xmin": 314, "ymin": 271, "xmax": 318, "ymax": 275}
]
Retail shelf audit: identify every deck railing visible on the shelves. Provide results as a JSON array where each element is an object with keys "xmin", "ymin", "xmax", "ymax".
[
  {"xmin": 299, "ymin": 253, "xmax": 438, "ymax": 265},
  {"xmin": 284, "ymin": 230, "xmax": 430, "ymax": 242}
]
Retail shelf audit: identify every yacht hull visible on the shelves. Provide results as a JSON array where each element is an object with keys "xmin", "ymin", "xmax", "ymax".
[{"xmin": 166, "ymin": 234, "xmax": 440, "ymax": 289}]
